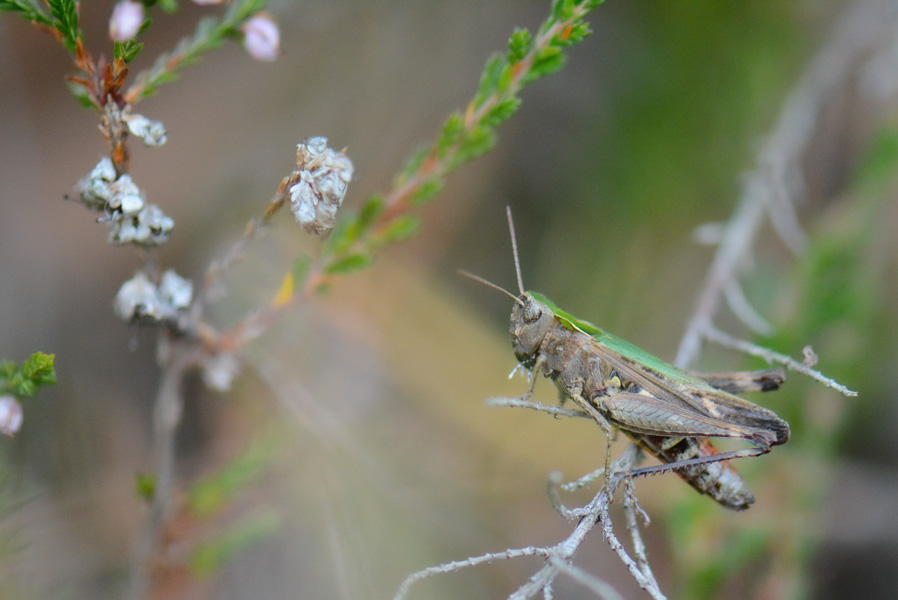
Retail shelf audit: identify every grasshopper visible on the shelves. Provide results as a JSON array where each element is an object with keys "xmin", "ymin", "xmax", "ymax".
[{"xmin": 463, "ymin": 209, "xmax": 790, "ymax": 510}]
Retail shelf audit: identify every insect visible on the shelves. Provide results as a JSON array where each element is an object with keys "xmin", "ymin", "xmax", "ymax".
[{"xmin": 462, "ymin": 208, "xmax": 790, "ymax": 510}]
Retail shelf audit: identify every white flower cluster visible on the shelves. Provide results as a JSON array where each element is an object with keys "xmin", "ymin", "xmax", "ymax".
[
  {"xmin": 123, "ymin": 113, "xmax": 168, "ymax": 147},
  {"xmin": 288, "ymin": 137, "xmax": 354, "ymax": 235},
  {"xmin": 0, "ymin": 395, "xmax": 23, "ymax": 437},
  {"xmin": 114, "ymin": 270, "xmax": 193, "ymax": 324},
  {"xmin": 108, "ymin": 204, "xmax": 174, "ymax": 246},
  {"xmin": 74, "ymin": 157, "xmax": 174, "ymax": 246}
]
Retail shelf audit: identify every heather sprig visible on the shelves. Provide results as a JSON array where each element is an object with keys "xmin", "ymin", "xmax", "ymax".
[
  {"xmin": 212, "ymin": 0, "xmax": 605, "ymax": 353},
  {"xmin": 0, "ymin": 352, "xmax": 57, "ymax": 437},
  {"xmin": 0, "ymin": 352, "xmax": 56, "ymax": 400},
  {"xmin": 0, "ymin": 0, "xmax": 81, "ymax": 52}
]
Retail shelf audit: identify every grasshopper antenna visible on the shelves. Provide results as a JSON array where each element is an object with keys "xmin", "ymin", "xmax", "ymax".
[
  {"xmin": 458, "ymin": 270, "xmax": 524, "ymax": 306},
  {"xmin": 506, "ymin": 206, "xmax": 525, "ymax": 296}
]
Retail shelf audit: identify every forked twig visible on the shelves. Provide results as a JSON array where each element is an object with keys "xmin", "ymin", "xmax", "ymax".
[
  {"xmin": 394, "ymin": 445, "xmax": 665, "ymax": 600},
  {"xmin": 705, "ymin": 326, "xmax": 858, "ymax": 397}
]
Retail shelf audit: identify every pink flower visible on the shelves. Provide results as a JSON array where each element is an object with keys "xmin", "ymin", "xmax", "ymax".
[
  {"xmin": 191, "ymin": 0, "xmax": 224, "ymax": 5},
  {"xmin": 0, "ymin": 395, "xmax": 23, "ymax": 437},
  {"xmin": 241, "ymin": 14, "xmax": 281, "ymax": 62},
  {"xmin": 109, "ymin": 1, "xmax": 144, "ymax": 42}
]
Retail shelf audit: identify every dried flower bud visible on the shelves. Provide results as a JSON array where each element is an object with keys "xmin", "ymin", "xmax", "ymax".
[
  {"xmin": 74, "ymin": 159, "xmax": 149, "ymax": 217},
  {"xmin": 114, "ymin": 272, "xmax": 162, "ymax": 322},
  {"xmin": 114, "ymin": 270, "xmax": 193, "ymax": 323},
  {"xmin": 288, "ymin": 137, "xmax": 354, "ymax": 235},
  {"xmin": 109, "ymin": 1, "xmax": 144, "ymax": 42},
  {"xmin": 241, "ymin": 14, "xmax": 280, "ymax": 62},
  {"xmin": 107, "ymin": 174, "xmax": 145, "ymax": 215},
  {"xmin": 158, "ymin": 269, "xmax": 193, "ymax": 311},
  {"xmin": 201, "ymin": 353, "xmax": 240, "ymax": 392},
  {"xmin": 0, "ymin": 395, "xmax": 23, "ymax": 437},
  {"xmin": 123, "ymin": 113, "xmax": 168, "ymax": 147},
  {"xmin": 108, "ymin": 203, "xmax": 175, "ymax": 246},
  {"xmin": 92, "ymin": 156, "xmax": 117, "ymax": 183},
  {"xmin": 74, "ymin": 157, "xmax": 117, "ymax": 209}
]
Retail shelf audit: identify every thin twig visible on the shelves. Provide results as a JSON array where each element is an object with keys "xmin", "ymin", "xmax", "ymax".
[
  {"xmin": 723, "ymin": 280, "xmax": 774, "ymax": 336},
  {"xmin": 560, "ymin": 467, "xmax": 607, "ymax": 493},
  {"xmin": 395, "ymin": 445, "xmax": 666, "ymax": 600},
  {"xmin": 393, "ymin": 547, "xmax": 550, "ymax": 600},
  {"xmin": 705, "ymin": 326, "xmax": 858, "ymax": 397},
  {"xmin": 128, "ymin": 340, "xmax": 203, "ymax": 599},
  {"xmin": 547, "ymin": 471, "xmax": 590, "ymax": 521},
  {"xmin": 201, "ymin": 184, "xmax": 289, "ymax": 305},
  {"xmin": 547, "ymin": 557, "xmax": 626, "ymax": 600},
  {"xmin": 622, "ymin": 480, "xmax": 656, "ymax": 588}
]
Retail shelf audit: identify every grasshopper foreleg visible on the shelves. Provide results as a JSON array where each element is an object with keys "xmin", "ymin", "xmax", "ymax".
[{"xmin": 511, "ymin": 355, "xmax": 547, "ymax": 404}]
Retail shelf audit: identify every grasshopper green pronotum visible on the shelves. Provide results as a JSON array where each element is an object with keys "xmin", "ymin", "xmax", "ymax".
[{"xmin": 462, "ymin": 208, "xmax": 790, "ymax": 510}]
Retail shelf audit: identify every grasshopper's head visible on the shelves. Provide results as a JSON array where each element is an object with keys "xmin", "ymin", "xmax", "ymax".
[{"xmin": 510, "ymin": 292, "xmax": 554, "ymax": 366}]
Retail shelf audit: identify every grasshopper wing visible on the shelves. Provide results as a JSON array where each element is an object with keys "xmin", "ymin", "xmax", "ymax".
[
  {"xmin": 585, "ymin": 330, "xmax": 790, "ymax": 448},
  {"xmin": 528, "ymin": 292, "xmax": 790, "ymax": 447}
]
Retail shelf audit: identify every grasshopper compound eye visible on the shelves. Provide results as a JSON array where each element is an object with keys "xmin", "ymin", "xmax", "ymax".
[{"xmin": 523, "ymin": 297, "xmax": 542, "ymax": 323}]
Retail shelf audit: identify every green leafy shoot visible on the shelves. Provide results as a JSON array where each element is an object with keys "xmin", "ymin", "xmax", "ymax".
[
  {"xmin": 184, "ymin": 440, "xmax": 280, "ymax": 576},
  {"xmin": 410, "ymin": 178, "xmax": 444, "ymax": 206},
  {"xmin": 189, "ymin": 510, "xmax": 279, "ymax": 578},
  {"xmin": 315, "ymin": 1, "xmax": 600, "ymax": 283},
  {"xmin": 0, "ymin": 0, "xmax": 54, "ymax": 28},
  {"xmin": 221, "ymin": 1, "xmax": 606, "ymax": 350},
  {"xmin": 115, "ymin": 39, "xmax": 145, "ymax": 63},
  {"xmin": 143, "ymin": 0, "xmax": 179, "ymax": 13},
  {"xmin": 114, "ymin": 18, "xmax": 153, "ymax": 63},
  {"xmin": 135, "ymin": 473, "xmax": 156, "ymax": 501},
  {"xmin": 0, "ymin": 352, "xmax": 56, "ymax": 399},
  {"xmin": 46, "ymin": 0, "xmax": 80, "ymax": 52},
  {"xmin": 291, "ymin": 253, "xmax": 311, "ymax": 287},
  {"xmin": 374, "ymin": 214, "xmax": 420, "ymax": 244},
  {"xmin": 125, "ymin": 0, "xmax": 267, "ymax": 102},
  {"xmin": 1, "ymin": 0, "xmax": 82, "ymax": 52},
  {"xmin": 187, "ymin": 440, "xmax": 274, "ymax": 518},
  {"xmin": 384, "ymin": 0, "xmax": 598, "ymax": 208},
  {"xmin": 507, "ymin": 28, "xmax": 533, "ymax": 64},
  {"xmin": 324, "ymin": 253, "xmax": 373, "ymax": 276}
]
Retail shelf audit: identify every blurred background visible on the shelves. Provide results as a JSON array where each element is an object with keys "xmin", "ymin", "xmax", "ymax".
[{"xmin": 1, "ymin": 1, "xmax": 897, "ymax": 598}]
